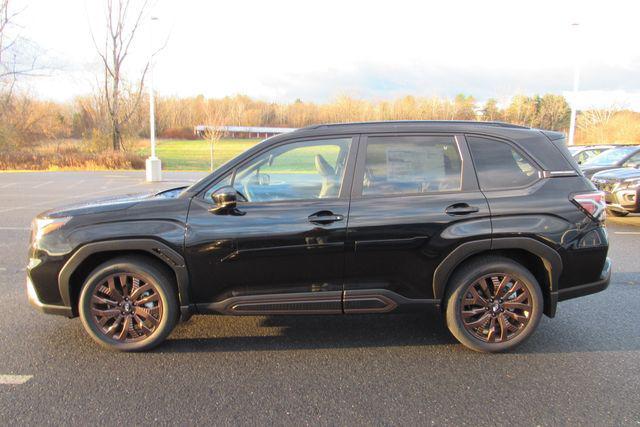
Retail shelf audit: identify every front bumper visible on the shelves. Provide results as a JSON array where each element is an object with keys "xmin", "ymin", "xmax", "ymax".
[
  {"xmin": 557, "ymin": 257, "xmax": 611, "ymax": 302},
  {"xmin": 597, "ymin": 184, "xmax": 639, "ymax": 214},
  {"xmin": 27, "ymin": 276, "xmax": 73, "ymax": 317}
]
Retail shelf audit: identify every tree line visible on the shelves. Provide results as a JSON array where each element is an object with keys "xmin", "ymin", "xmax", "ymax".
[{"xmin": 3, "ymin": 91, "xmax": 640, "ymax": 149}]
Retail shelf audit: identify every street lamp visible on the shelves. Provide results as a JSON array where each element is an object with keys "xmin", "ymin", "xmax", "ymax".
[
  {"xmin": 567, "ymin": 22, "xmax": 581, "ymax": 146},
  {"xmin": 146, "ymin": 16, "xmax": 162, "ymax": 182}
]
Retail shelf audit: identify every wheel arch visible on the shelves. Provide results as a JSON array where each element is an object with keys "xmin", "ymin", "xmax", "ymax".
[
  {"xmin": 433, "ymin": 237, "xmax": 562, "ymax": 317},
  {"xmin": 58, "ymin": 239, "xmax": 192, "ymax": 319}
]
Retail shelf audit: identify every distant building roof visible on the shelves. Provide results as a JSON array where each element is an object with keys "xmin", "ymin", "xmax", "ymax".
[{"xmin": 194, "ymin": 125, "xmax": 298, "ymax": 134}]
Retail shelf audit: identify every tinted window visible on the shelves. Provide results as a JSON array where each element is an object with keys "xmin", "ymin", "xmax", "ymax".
[
  {"xmin": 233, "ymin": 138, "xmax": 352, "ymax": 202},
  {"xmin": 584, "ymin": 146, "xmax": 638, "ymax": 166},
  {"xmin": 468, "ymin": 136, "xmax": 538, "ymax": 190},
  {"xmin": 362, "ymin": 136, "xmax": 461, "ymax": 196}
]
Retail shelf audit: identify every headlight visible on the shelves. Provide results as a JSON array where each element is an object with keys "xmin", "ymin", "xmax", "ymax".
[{"xmin": 31, "ymin": 217, "xmax": 71, "ymax": 241}]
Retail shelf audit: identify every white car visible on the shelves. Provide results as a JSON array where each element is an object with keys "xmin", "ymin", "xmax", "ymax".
[{"xmin": 568, "ymin": 145, "xmax": 614, "ymax": 165}]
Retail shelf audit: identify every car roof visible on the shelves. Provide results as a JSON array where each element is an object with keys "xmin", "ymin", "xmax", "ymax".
[
  {"xmin": 263, "ymin": 120, "xmax": 556, "ymax": 143},
  {"xmin": 302, "ymin": 120, "xmax": 530, "ymax": 131}
]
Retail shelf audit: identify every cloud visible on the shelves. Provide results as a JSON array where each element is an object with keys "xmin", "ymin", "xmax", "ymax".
[{"xmin": 255, "ymin": 60, "xmax": 640, "ymax": 108}]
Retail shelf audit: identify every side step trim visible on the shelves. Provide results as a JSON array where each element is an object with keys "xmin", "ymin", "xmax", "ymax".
[
  {"xmin": 345, "ymin": 289, "xmax": 437, "ymax": 313},
  {"xmin": 197, "ymin": 289, "xmax": 438, "ymax": 315},
  {"xmin": 199, "ymin": 291, "xmax": 343, "ymax": 315}
]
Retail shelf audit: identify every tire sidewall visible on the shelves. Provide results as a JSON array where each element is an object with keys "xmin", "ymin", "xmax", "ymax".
[
  {"xmin": 78, "ymin": 259, "xmax": 177, "ymax": 352},
  {"xmin": 446, "ymin": 259, "xmax": 543, "ymax": 353}
]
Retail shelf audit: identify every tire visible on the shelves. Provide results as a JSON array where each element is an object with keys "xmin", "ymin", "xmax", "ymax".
[
  {"xmin": 607, "ymin": 208, "xmax": 629, "ymax": 217},
  {"xmin": 78, "ymin": 256, "xmax": 178, "ymax": 351},
  {"xmin": 445, "ymin": 256, "xmax": 543, "ymax": 353}
]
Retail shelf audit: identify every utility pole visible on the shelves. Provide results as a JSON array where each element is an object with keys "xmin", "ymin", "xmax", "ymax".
[
  {"xmin": 145, "ymin": 16, "xmax": 162, "ymax": 182},
  {"xmin": 568, "ymin": 22, "xmax": 581, "ymax": 146}
]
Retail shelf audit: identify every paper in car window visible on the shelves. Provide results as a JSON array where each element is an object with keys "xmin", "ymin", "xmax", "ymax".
[{"xmin": 386, "ymin": 146, "xmax": 444, "ymax": 182}]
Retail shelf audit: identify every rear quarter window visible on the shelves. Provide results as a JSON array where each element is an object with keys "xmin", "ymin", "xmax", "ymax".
[{"xmin": 467, "ymin": 136, "xmax": 539, "ymax": 190}]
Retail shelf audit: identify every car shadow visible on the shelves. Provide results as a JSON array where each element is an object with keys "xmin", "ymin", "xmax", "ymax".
[
  {"xmin": 158, "ymin": 309, "xmax": 460, "ymax": 353},
  {"xmin": 155, "ymin": 305, "xmax": 640, "ymax": 355}
]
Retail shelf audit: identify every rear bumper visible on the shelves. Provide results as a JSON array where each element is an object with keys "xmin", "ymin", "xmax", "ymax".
[
  {"xmin": 557, "ymin": 257, "xmax": 611, "ymax": 302},
  {"xmin": 27, "ymin": 276, "xmax": 73, "ymax": 317}
]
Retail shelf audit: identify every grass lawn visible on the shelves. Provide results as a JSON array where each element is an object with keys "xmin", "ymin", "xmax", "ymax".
[
  {"xmin": 136, "ymin": 138, "xmax": 343, "ymax": 173},
  {"xmin": 136, "ymin": 138, "xmax": 261, "ymax": 171}
]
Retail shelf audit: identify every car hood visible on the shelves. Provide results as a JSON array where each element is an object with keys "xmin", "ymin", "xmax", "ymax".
[
  {"xmin": 41, "ymin": 186, "xmax": 186, "ymax": 218},
  {"xmin": 592, "ymin": 167, "xmax": 640, "ymax": 181}
]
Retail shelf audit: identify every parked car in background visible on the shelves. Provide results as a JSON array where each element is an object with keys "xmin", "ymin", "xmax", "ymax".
[
  {"xmin": 581, "ymin": 145, "xmax": 640, "ymax": 178},
  {"xmin": 592, "ymin": 167, "xmax": 640, "ymax": 216},
  {"xmin": 27, "ymin": 121, "xmax": 610, "ymax": 353},
  {"xmin": 568, "ymin": 145, "xmax": 614, "ymax": 165}
]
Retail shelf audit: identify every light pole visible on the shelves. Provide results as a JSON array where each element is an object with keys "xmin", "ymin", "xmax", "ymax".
[
  {"xmin": 567, "ymin": 22, "xmax": 581, "ymax": 146},
  {"xmin": 145, "ymin": 16, "xmax": 162, "ymax": 182}
]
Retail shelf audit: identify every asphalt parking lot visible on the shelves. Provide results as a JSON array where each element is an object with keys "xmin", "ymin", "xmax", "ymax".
[{"xmin": 0, "ymin": 171, "xmax": 639, "ymax": 425}]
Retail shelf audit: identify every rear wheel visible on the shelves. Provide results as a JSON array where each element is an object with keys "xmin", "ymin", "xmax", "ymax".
[
  {"xmin": 78, "ymin": 257, "xmax": 178, "ymax": 351},
  {"xmin": 445, "ymin": 256, "xmax": 542, "ymax": 353}
]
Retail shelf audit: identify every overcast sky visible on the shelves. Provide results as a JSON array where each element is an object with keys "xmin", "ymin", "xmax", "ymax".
[{"xmin": 14, "ymin": 0, "xmax": 640, "ymax": 109}]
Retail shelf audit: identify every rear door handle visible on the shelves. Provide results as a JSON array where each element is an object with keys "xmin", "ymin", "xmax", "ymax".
[
  {"xmin": 445, "ymin": 203, "xmax": 479, "ymax": 216},
  {"xmin": 308, "ymin": 211, "xmax": 344, "ymax": 225}
]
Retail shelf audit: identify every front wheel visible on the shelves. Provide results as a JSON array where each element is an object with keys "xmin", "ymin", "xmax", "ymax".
[
  {"xmin": 78, "ymin": 257, "xmax": 178, "ymax": 351},
  {"xmin": 445, "ymin": 256, "xmax": 543, "ymax": 353}
]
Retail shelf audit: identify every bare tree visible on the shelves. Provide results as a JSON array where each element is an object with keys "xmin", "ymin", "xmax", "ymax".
[
  {"xmin": 202, "ymin": 108, "xmax": 229, "ymax": 172},
  {"xmin": 92, "ymin": 0, "xmax": 152, "ymax": 151},
  {"xmin": 577, "ymin": 106, "xmax": 621, "ymax": 145},
  {"xmin": 0, "ymin": 0, "xmax": 43, "ymax": 94}
]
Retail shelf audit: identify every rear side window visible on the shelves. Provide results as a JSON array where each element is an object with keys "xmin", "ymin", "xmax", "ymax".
[
  {"xmin": 362, "ymin": 135, "xmax": 461, "ymax": 196},
  {"xmin": 467, "ymin": 136, "xmax": 538, "ymax": 190}
]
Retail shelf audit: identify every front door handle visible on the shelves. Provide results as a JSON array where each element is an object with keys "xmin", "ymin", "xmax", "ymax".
[
  {"xmin": 308, "ymin": 211, "xmax": 344, "ymax": 225},
  {"xmin": 445, "ymin": 203, "xmax": 479, "ymax": 216}
]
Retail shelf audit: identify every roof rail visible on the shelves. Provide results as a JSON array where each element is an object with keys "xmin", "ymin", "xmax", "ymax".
[{"xmin": 301, "ymin": 120, "xmax": 530, "ymax": 131}]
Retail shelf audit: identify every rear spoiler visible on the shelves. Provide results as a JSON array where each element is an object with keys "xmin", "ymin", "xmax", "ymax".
[{"xmin": 539, "ymin": 130, "xmax": 565, "ymax": 141}]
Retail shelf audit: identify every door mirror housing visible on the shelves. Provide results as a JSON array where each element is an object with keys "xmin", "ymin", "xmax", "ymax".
[{"xmin": 210, "ymin": 186, "xmax": 243, "ymax": 215}]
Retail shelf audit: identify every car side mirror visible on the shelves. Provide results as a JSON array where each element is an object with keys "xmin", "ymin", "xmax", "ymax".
[{"xmin": 209, "ymin": 186, "xmax": 244, "ymax": 215}]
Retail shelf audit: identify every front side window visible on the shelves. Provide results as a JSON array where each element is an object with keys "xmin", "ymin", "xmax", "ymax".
[
  {"xmin": 232, "ymin": 138, "xmax": 352, "ymax": 202},
  {"xmin": 467, "ymin": 136, "xmax": 538, "ymax": 190},
  {"xmin": 362, "ymin": 135, "xmax": 462, "ymax": 196},
  {"xmin": 203, "ymin": 173, "xmax": 232, "ymax": 201}
]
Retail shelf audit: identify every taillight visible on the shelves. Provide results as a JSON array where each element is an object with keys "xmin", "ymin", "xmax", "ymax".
[{"xmin": 572, "ymin": 192, "xmax": 606, "ymax": 221}]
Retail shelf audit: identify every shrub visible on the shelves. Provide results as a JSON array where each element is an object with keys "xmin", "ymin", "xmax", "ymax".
[
  {"xmin": 0, "ymin": 140, "xmax": 145, "ymax": 170},
  {"xmin": 159, "ymin": 127, "xmax": 199, "ymax": 140}
]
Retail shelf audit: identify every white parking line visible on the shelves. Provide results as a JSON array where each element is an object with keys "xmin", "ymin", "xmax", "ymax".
[
  {"xmin": 0, "ymin": 375, "xmax": 32, "ymax": 385},
  {"xmin": 31, "ymin": 180, "xmax": 54, "ymax": 189},
  {"xmin": 0, "ymin": 182, "xmax": 16, "ymax": 188},
  {"xmin": 614, "ymin": 231, "xmax": 640, "ymax": 235}
]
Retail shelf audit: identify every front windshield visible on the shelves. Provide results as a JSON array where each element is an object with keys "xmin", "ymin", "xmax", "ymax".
[
  {"xmin": 583, "ymin": 147, "xmax": 636, "ymax": 166},
  {"xmin": 568, "ymin": 147, "xmax": 580, "ymax": 155}
]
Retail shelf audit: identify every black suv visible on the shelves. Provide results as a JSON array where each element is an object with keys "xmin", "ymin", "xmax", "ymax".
[{"xmin": 27, "ymin": 121, "xmax": 611, "ymax": 352}]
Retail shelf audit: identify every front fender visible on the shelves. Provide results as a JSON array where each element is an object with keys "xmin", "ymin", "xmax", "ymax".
[{"xmin": 57, "ymin": 239, "xmax": 192, "ymax": 318}]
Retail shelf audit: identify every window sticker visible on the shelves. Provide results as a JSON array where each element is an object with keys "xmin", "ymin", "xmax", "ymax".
[{"xmin": 385, "ymin": 146, "xmax": 445, "ymax": 182}]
